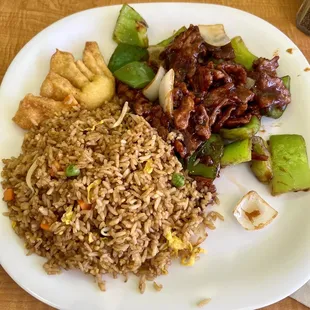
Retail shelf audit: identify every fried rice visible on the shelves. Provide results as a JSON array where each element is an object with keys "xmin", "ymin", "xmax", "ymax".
[{"xmin": 1, "ymin": 100, "xmax": 217, "ymax": 290}]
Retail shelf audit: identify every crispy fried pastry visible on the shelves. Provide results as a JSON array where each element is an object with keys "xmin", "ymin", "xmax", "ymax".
[
  {"xmin": 13, "ymin": 42, "xmax": 115, "ymax": 129},
  {"xmin": 40, "ymin": 42, "xmax": 115, "ymax": 110},
  {"xmin": 12, "ymin": 94, "xmax": 78, "ymax": 130}
]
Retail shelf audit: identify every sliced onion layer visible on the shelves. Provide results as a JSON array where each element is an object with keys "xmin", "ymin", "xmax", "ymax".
[
  {"xmin": 142, "ymin": 66, "xmax": 166, "ymax": 102},
  {"xmin": 112, "ymin": 101, "xmax": 129, "ymax": 128},
  {"xmin": 159, "ymin": 68, "xmax": 175, "ymax": 117},
  {"xmin": 198, "ymin": 24, "xmax": 230, "ymax": 47},
  {"xmin": 245, "ymin": 77, "xmax": 256, "ymax": 89},
  {"xmin": 189, "ymin": 222, "xmax": 207, "ymax": 246},
  {"xmin": 233, "ymin": 190, "xmax": 278, "ymax": 230},
  {"xmin": 26, "ymin": 159, "xmax": 38, "ymax": 193}
]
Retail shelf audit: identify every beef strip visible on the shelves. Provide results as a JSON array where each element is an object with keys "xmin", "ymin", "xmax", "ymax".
[
  {"xmin": 174, "ymin": 140, "xmax": 187, "ymax": 158},
  {"xmin": 160, "ymin": 25, "xmax": 207, "ymax": 82},
  {"xmin": 224, "ymin": 114, "xmax": 252, "ymax": 127},
  {"xmin": 249, "ymin": 56, "xmax": 291, "ymax": 111},
  {"xmin": 230, "ymin": 86, "xmax": 255, "ymax": 116},
  {"xmin": 190, "ymin": 64, "xmax": 232, "ymax": 93},
  {"xmin": 205, "ymin": 43, "xmax": 235, "ymax": 60},
  {"xmin": 193, "ymin": 104, "xmax": 211, "ymax": 139},
  {"xmin": 146, "ymin": 105, "xmax": 171, "ymax": 139},
  {"xmin": 216, "ymin": 62, "xmax": 247, "ymax": 85},
  {"xmin": 252, "ymin": 56, "xmax": 279, "ymax": 77},
  {"xmin": 253, "ymin": 72, "xmax": 291, "ymax": 110},
  {"xmin": 212, "ymin": 105, "xmax": 236, "ymax": 132},
  {"xmin": 182, "ymin": 130, "xmax": 202, "ymax": 155},
  {"xmin": 173, "ymin": 96, "xmax": 195, "ymax": 130}
]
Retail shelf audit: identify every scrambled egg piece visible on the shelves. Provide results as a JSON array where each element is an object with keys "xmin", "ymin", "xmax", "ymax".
[
  {"xmin": 181, "ymin": 247, "xmax": 206, "ymax": 266},
  {"xmin": 87, "ymin": 179, "xmax": 101, "ymax": 203},
  {"xmin": 88, "ymin": 232, "xmax": 94, "ymax": 244},
  {"xmin": 144, "ymin": 159, "xmax": 153, "ymax": 174},
  {"xmin": 85, "ymin": 120, "xmax": 106, "ymax": 131},
  {"xmin": 61, "ymin": 206, "xmax": 74, "ymax": 225},
  {"xmin": 164, "ymin": 228, "xmax": 189, "ymax": 251},
  {"xmin": 164, "ymin": 228, "xmax": 205, "ymax": 266}
]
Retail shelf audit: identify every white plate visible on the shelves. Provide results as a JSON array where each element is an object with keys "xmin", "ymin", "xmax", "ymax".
[{"xmin": 0, "ymin": 3, "xmax": 310, "ymax": 310}]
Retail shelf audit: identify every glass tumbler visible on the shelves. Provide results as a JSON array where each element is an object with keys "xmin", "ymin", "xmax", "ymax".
[{"xmin": 297, "ymin": 0, "xmax": 310, "ymax": 35}]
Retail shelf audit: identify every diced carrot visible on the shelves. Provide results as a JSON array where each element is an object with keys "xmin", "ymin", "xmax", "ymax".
[
  {"xmin": 78, "ymin": 200, "xmax": 92, "ymax": 210},
  {"xmin": 40, "ymin": 223, "xmax": 50, "ymax": 231},
  {"xmin": 49, "ymin": 161, "xmax": 61, "ymax": 177},
  {"xmin": 53, "ymin": 161, "xmax": 61, "ymax": 170},
  {"xmin": 4, "ymin": 188, "xmax": 14, "ymax": 202}
]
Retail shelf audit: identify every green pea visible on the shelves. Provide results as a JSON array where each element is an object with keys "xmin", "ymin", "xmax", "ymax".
[
  {"xmin": 65, "ymin": 164, "xmax": 80, "ymax": 177},
  {"xmin": 171, "ymin": 173, "xmax": 185, "ymax": 188}
]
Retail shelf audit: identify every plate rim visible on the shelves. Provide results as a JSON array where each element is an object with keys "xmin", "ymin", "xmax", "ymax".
[{"xmin": 0, "ymin": 3, "xmax": 309, "ymax": 310}]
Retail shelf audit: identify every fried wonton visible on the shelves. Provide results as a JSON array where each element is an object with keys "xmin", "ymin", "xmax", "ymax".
[
  {"xmin": 40, "ymin": 42, "xmax": 115, "ymax": 110},
  {"xmin": 13, "ymin": 42, "xmax": 115, "ymax": 129},
  {"xmin": 13, "ymin": 94, "xmax": 78, "ymax": 130}
]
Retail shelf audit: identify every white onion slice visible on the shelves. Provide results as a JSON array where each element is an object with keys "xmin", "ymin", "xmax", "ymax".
[
  {"xmin": 245, "ymin": 77, "xmax": 256, "ymax": 89},
  {"xmin": 233, "ymin": 190, "xmax": 278, "ymax": 230},
  {"xmin": 100, "ymin": 227, "xmax": 110, "ymax": 237},
  {"xmin": 189, "ymin": 223, "xmax": 207, "ymax": 246},
  {"xmin": 26, "ymin": 159, "xmax": 38, "ymax": 193},
  {"xmin": 142, "ymin": 66, "xmax": 166, "ymax": 102},
  {"xmin": 112, "ymin": 101, "xmax": 128, "ymax": 128},
  {"xmin": 198, "ymin": 24, "xmax": 230, "ymax": 47},
  {"xmin": 159, "ymin": 68, "xmax": 175, "ymax": 117}
]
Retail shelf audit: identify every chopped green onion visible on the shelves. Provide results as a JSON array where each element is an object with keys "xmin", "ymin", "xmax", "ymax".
[
  {"xmin": 65, "ymin": 164, "xmax": 80, "ymax": 177},
  {"xmin": 171, "ymin": 173, "xmax": 185, "ymax": 188}
]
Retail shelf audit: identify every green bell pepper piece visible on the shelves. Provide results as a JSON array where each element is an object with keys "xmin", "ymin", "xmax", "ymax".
[
  {"xmin": 269, "ymin": 134, "xmax": 310, "ymax": 195},
  {"xmin": 114, "ymin": 61, "xmax": 155, "ymax": 89},
  {"xmin": 263, "ymin": 104, "xmax": 286, "ymax": 119},
  {"xmin": 108, "ymin": 43, "xmax": 148, "ymax": 73},
  {"xmin": 113, "ymin": 4, "xmax": 149, "ymax": 47},
  {"xmin": 263, "ymin": 75, "xmax": 291, "ymax": 119},
  {"xmin": 187, "ymin": 134, "xmax": 224, "ymax": 179},
  {"xmin": 281, "ymin": 75, "xmax": 291, "ymax": 90},
  {"xmin": 188, "ymin": 163, "xmax": 219, "ymax": 179},
  {"xmin": 250, "ymin": 136, "xmax": 273, "ymax": 183},
  {"xmin": 156, "ymin": 26, "xmax": 187, "ymax": 47},
  {"xmin": 221, "ymin": 139, "xmax": 252, "ymax": 166},
  {"xmin": 219, "ymin": 116, "xmax": 260, "ymax": 141},
  {"xmin": 196, "ymin": 134, "xmax": 224, "ymax": 165},
  {"xmin": 231, "ymin": 36, "xmax": 258, "ymax": 70}
]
